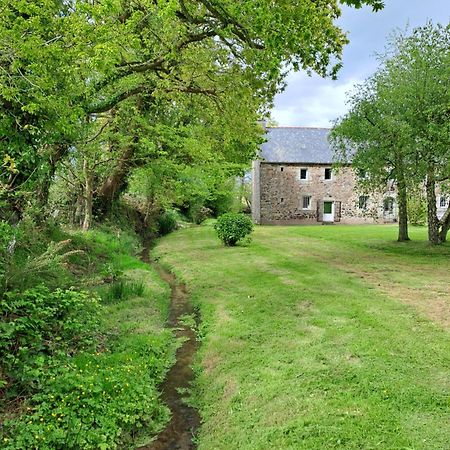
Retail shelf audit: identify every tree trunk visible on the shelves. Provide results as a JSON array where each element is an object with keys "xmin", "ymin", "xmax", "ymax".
[
  {"xmin": 396, "ymin": 155, "xmax": 410, "ymax": 242},
  {"xmin": 74, "ymin": 195, "xmax": 84, "ymax": 227},
  {"xmin": 425, "ymin": 168, "xmax": 440, "ymax": 244},
  {"xmin": 438, "ymin": 205, "xmax": 450, "ymax": 243},
  {"xmin": 95, "ymin": 146, "xmax": 135, "ymax": 217},
  {"xmin": 37, "ymin": 144, "xmax": 68, "ymax": 208},
  {"xmin": 82, "ymin": 159, "xmax": 94, "ymax": 231}
]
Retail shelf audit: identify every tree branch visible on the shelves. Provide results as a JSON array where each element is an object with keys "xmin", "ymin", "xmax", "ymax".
[
  {"xmin": 87, "ymin": 86, "xmax": 150, "ymax": 114},
  {"xmin": 84, "ymin": 119, "xmax": 111, "ymax": 144}
]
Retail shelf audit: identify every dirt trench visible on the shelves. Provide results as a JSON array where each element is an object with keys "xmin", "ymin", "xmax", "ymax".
[{"xmin": 139, "ymin": 246, "xmax": 200, "ymax": 450}]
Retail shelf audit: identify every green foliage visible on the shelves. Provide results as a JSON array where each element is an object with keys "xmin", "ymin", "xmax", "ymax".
[
  {"xmin": 0, "ymin": 225, "xmax": 176, "ymax": 449},
  {"xmin": 0, "ymin": 219, "xmax": 88, "ymax": 296},
  {"xmin": 1, "ymin": 0, "xmax": 384, "ymax": 219},
  {"xmin": 9, "ymin": 239, "xmax": 83, "ymax": 292},
  {"xmin": 0, "ymin": 221, "xmax": 15, "ymax": 293},
  {"xmin": 2, "ymin": 334, "xmax": 172, "ymax": 450},
  {"xmin": 0, "ymin": 286, "xmax": 101, "ymax": 395},
  {"xmin": 408, "ymin": 190, "xmax": 427, "ymax": 226},
  {"xmin": 331, "ymin": 22, "xmax": 450, "ymax": 243},
  {"xmin": 100, "ymin": 263, "xmax": 123, "ymax": 283},
  {"xmin": 214, "ymin": 213, "xmax": 253, "ymax": 246},
  {"xmin": 157, "ymin": 210, "xmax": 178, "ymax": 236},
  {"xmin": 189, "ymin": 204, "xmax": 213, "ymax": 225}
]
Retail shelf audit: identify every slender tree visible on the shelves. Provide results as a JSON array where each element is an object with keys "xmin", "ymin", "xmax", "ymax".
[
  {"xmin": 330, "ymin": 76, "xmax": 415, "ymax": 242},
  {"xmin": 331, "ymin": 23, "xmax": 450, "ymax": 244},
  {"xmin": 391, "ymin": 24, "xmax": 450, "ymax": 243}
]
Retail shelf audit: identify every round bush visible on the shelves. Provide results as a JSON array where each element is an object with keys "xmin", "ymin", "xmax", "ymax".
[{"xmin": 214, "ymin": 213, "xmax": 253, "ymax": 246}]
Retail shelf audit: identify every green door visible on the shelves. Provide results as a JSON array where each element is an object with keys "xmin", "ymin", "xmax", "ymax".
[
  {"xmin": 323, "ymin": 201, "xmax": 334, "ymax": 222},
  {"xmin": 324, "ymin": 201, "xmax": 333, "ymax": 214}
]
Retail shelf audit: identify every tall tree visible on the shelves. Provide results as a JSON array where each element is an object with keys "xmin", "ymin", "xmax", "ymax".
[
  {"xmin": 330, "ymin": 76, "xmax": 415, "ymax": 242},
  {"xmin": 1, "ymin": 0, "xmax": 384, "ymax": 221},
  {"xmin": 331, "ymin": 23, "xmax": 450, "ymax": 244},
  {"xmin": 390, "ymin": 24, "xmax": 450, "ymax": 243}
]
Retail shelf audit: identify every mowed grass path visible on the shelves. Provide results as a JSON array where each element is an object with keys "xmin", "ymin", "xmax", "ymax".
[{"xmin": 155, "ymin": 225, "xmax": 450, "ymax": 450}]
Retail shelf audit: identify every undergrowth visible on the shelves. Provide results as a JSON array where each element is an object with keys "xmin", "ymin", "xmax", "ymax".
[{"xmin": 0, "ymin": 220, "xmax": 175, "ymax": 449}]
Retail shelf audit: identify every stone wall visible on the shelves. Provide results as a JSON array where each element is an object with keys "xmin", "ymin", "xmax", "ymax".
[{"xmin": 257, "ymin": 162, "xmax": 397, "ymax": 224}]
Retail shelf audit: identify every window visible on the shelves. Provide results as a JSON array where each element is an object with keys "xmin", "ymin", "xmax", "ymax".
[
  {"xmin": 359, "ymin": 195, "xmax": 369, "ymax": 210},
  {"xmin": 440, "ymin": 196, "xmax": 448, "ymax": 208},
  {"xmin": 324, "ymin": 168, "xmax": 332, "ymax": 180},
  {"xmin": 299, "ymin": 168, "xmax": 308, "ymax": 180},
  {"xmin": 302, "ymin": 195, "xmax": 311, "ymax": 209},
  {"xmin": 383, "ymin": 197, "xmax": 394, "ymax": 214},
  {"xmin": 280, "ymin": 166, "xmax": 284, "ymax": 172}
]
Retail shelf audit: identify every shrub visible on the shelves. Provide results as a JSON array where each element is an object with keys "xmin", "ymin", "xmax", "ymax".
[
  {"xmin": 214, "ymin": 213, "xmax": 253, "ymax": 246},
  {"xmin": 408, "ymin": 191, "xmax": 427, "ymax": 226},
  {"xmin": 189, "ymin": 204, "xmax": 213, "ymax": 224},
  {"xmin": 157, "ymin": 210, "xmax": 178, "ymax": 236},
  {"xmin": 0, "ymin": 286, "xmax": 101, "ymax": 394}
]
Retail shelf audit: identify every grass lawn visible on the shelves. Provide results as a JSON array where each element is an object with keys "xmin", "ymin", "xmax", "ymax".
[{"xmin": 155, "ymin": 224, "xmax": 450, "ymax": 450}]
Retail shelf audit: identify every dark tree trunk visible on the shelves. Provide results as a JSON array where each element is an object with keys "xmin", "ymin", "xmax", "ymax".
[
  {"xmin": 94, "ymin": 146, "xmax": 135, "ymax": 217},
  {"xmin": 396, "ymin": 155, "xmax": 410, "ymax": 242},
  {"xmin": 425, "ymin": 167, "xmax": 441, "ymax": 245},
  {"xmin": 82, "ymin": 159, "xmax": 94, "ymax": 231},
  {"xmin": 439, "ymin": 206, "xmax": 450, "ymax": 243}
]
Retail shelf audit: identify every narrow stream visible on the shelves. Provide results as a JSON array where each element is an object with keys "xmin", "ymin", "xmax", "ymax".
[{"xmin": 139, "ymin": 245, "xmax": 200, "ymax": 450}]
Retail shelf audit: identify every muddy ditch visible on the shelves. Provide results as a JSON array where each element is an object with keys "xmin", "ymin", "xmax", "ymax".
[{"xmin": 139, "ymin": 245, "xmax": 200, "ymax": 450}]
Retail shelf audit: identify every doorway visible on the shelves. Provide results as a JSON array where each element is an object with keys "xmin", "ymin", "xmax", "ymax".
[{"xmin": 323, "ymin": 201, "xmax": 334, "ymax": 222}]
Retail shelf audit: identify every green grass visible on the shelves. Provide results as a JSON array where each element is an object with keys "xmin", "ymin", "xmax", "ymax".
[
  {"xmin": 155, "ymin": 224, "xmax": 450, "ymax": 450},
  {"xmin": 77, "ymin": 228, "xmax": 177, "ymax": 445},
  {"xmin": 1, "ymin": 226, "xmax": 176, "ymax": 449}
]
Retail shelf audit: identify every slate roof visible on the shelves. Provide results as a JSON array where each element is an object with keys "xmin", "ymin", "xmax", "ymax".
[{"xmin": 260, "ymin": 127, "xmax": 333, "ymax": 164}]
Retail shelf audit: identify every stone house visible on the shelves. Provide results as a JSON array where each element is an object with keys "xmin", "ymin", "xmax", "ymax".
[{"xmin": 251, "ymin": 127, "xmax": 398, "ymax": 225}]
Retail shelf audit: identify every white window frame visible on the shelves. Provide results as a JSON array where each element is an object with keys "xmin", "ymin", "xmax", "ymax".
[
  {"xmin": 383, "ymin": 197, "xmax": 395, "ymax": 214},
  {"xmin": 299, "ymin": 168, "xmax": 308, "ymax": 181},
  {"xmin": 302, "ymin": 195, "xmax": 311, "ymax": 210},
  {"xmin": 359, "ymin": 195, "xmax": 369, "ymax": 210},
  {"xmin": 439, "ymin": 196, "xmax": 448, "ymax": 208}
]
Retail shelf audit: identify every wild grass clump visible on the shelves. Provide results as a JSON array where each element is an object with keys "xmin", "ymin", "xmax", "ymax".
[{"xmin": 101, "ymin": 279, "xmax": 146, "ymax": 304}]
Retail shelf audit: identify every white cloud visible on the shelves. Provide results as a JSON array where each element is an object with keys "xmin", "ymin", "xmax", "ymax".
[
  {"xmin": 271, "ymin": 0, "xmax": 450, "ymax": 127},
  {"xmin": 272, "ymin": 73, "xmax": 360, "ymax": 127}
]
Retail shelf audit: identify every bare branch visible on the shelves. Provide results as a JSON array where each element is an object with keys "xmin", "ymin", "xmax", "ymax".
[{"xmin": 85, "ymin": 120, "xmax": 111, "ymax": 144}]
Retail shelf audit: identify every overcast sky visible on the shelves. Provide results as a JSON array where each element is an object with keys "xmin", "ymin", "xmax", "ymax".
[{"xmin": 271, "ymin": 1, "xmax": 450, "ymax": 128}]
